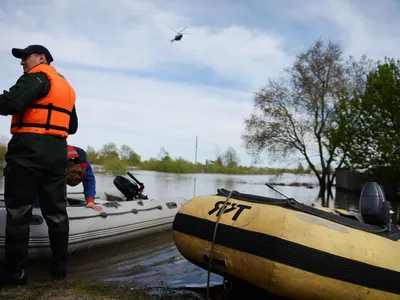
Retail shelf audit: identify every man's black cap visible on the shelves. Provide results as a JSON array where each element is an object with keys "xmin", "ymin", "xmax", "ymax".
[{"xmin": 11, "ymin": 45, "xmax": 54, "ymax": 63}]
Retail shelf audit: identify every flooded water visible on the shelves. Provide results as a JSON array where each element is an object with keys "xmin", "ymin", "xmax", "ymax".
[{"xmin": 2, "ymin": 170, "xmax": 400, "ymax": 299}]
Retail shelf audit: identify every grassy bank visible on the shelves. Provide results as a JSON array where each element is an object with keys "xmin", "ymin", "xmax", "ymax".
[
  {"xmin": 96, "ymin": 156, "xmax": 312, "ymax": 176},
  {"xmin": 0, "ymin": 279, "xmax": 284, "ymax": 300},
  {"xmin": 0, "ymin": 280, "xmax": 198, "ymax": 300}
]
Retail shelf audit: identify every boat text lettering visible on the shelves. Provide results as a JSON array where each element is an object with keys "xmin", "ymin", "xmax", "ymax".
[{"xmin": 208, "ymin": 201, "xmax": 252, "ymax": 221}]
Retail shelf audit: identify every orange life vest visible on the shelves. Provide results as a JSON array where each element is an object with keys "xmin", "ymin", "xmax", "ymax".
[{"xmin": 10, "ymin": 64, "xmax": 76, "ymax": 138}]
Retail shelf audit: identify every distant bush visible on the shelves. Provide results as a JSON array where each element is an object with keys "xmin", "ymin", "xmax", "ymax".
[
  {"xmin": 138, "ymin": 157, "xmax": 310, "ymax": 175},
  {"xmin": 139, "ymin": 158, "xmax": 202, "ymax": 173},
  {"xmin": 103, "ymin": 156, "xmax": 127, "ymax": 174}
]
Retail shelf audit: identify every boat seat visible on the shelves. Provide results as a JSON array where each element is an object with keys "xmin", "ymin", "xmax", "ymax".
[{"xmin": 359, "ymin": 182, "xmax": 391, "ymax": 226}]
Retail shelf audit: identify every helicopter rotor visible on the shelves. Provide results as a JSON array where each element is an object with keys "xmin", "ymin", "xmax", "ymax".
[
  {"xmin": 167, "ymin": 25, "xmax": 194, "ymax": 42},
  {"xmin": 167, "ymin": 26, "xmax": 178, "ymax": 33},
  {"xmin": 178, "ymin": 26, "xmax": 188, "ymax": 33}
]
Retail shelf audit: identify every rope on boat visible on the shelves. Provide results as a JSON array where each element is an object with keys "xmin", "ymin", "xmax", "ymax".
[
  {"xmin": 217, "ymin": 188, "xmax": 392, "ymax": 236},
  {"xmin": 286, "ymin": 199, "xmax": 391, "ymax": 234},
  {"xmin": 69, "ymin": 205, "xmax": 163, "ymax": 220},
  {"xmin": 206, "ymin": 189, "xmax": 234, "ymax": 300}
]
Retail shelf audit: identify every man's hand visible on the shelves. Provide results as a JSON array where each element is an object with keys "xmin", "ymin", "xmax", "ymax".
[
  {"xmin": 86, "ymin": 198, "xmax": 103, "ymax": 212},
  {"xmin": 86, "ymin": 202, "xmax": 103, "ymax": 212}
]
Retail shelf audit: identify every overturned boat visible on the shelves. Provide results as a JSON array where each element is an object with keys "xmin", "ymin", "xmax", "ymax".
[
  {"xmin": 172, "ymin": 182, "xmax": 400, "ymax": 300},
  {"xmin": 0, "ymin": 172, "xmax": 187, "ymax": 261}
]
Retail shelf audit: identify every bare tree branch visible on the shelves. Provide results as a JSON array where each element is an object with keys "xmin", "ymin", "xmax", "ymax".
[{"xmin": 242, "ymin": 39, "xmax": 372, "ymax": 191}]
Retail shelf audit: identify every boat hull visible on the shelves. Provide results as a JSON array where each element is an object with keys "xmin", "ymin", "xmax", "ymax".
[
  {"xmin": 172, "ymin": 192, "xmax": 400, "ymax": 300},
  {"xmin": 0, "ymin": 194, "xmax": 187, "ymax": 260}
]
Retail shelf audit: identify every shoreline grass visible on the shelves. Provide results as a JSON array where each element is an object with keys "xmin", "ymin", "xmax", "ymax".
[
  {"xmin": 0, "ymin": 278, "xmax": 284, "ymax": 300},
  {"xmin": 0, "ymin": 280, "xmax": 199, "ymax": 300}
]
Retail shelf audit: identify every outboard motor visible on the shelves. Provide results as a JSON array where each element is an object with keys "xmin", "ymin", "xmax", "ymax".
[
  {"xmin": 112, "ymin": 172, "xmax": 148, "ymax": 200},
  {"xmin": 113, "ymin": 175, "xmax": 140, "ymax": 200},
  {"xmin": 359, "ymin": 182, "xmax": 391, "ymax": 226}
]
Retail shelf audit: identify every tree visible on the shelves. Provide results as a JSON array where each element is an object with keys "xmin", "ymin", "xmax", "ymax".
[
  {"xmin": 127, "ymin": 150, "xmax": 141, "ymax": 166},
  {"xmin": 86, "ymin": 145, "xmax": 99, "ymax": 164},
  {"xmin": 336, "ymin": 58, "xmax": 400, "ymax": 180},
  {"xmin": 241, "ymin": 39, "xmax": 370, "ymax": 195},
  {"xmin": 157, "ymin": 147, "xmax": 171, "ymax": 161},
  {"xmin": 119, "ymin": 144, "xmax": 132, "ymax": 161},
  {"xmin": 119, "ymin": 144, "xmax": 141, "ymax": 166},
  {"xmin": 222, "ymin": 147, "xmax": 240, "ymax": 168},
  {"xmin": 100, "ymin": 142, "xmax": 119, "ymax": 161},
  {"xmin": 296, "ymin": 162, "xmax": 305, "ymax": 173},
  {"xmin": 211, "ymin": 147, "xmax": 223, "ymax": 166}
]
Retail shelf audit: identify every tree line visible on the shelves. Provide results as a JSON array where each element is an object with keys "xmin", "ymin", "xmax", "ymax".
[
  {"xmin": 84, "ymin": 143, "xmax": 310, "ymax": 175},
  {"xmin": 0, "ymin": 137, "xmax": 310, "ymax": 175},
  {"xmin": 241, "ymin": 38, "xmax": 400, "ymax": 196},
  {"xmin": 86, "ymin": 143, "xmax": 245, "ymax": 168}
]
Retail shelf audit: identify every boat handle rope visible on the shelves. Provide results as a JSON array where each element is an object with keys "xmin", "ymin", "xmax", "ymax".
[
  {"xmin": 217, "ymin": 187, "xmax": 393, "ymax": 236},
  {"xmin": 266, "ymin": 183, "xmax": 392, "ymax": 234},
  {"xmin": 286, "ymin": 199, "xmax": 390, "ymax": 234},
  {"xmin": 206, "ymin": 189, "xmax": 235, "ymax": 300},
  {"xmin": 68, "ymin": 205, "xmax": 163, "ymax": 220}
]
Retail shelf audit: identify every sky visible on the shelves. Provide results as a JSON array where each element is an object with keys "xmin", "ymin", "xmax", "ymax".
[{"xmin": 0, "ymin": 0, "xmax": 400, "ymax": 168}]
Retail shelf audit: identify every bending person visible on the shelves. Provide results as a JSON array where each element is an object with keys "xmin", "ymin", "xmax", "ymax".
[{"xmin": 66, "ymin": 145, "xmax": 103, "ymax": 212}]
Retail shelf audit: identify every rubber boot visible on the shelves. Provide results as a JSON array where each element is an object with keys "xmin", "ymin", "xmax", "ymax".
[
  {"xmin": 49, "ymin": 229, "xmax": 69, "ymax": 280},
  {"xmin": 0, "ymin": 233, "xmax": 29, "ymax": 286}
]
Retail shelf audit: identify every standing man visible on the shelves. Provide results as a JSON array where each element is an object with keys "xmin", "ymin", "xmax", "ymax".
[{"xmin": 0, "ymin": 45, "xmax": 78, "ymax": 285}]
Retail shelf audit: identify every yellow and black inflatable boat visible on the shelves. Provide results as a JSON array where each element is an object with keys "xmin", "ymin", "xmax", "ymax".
[{"xmin": 172, "ymin": 182, "xmax": 400, "ymax": 300}]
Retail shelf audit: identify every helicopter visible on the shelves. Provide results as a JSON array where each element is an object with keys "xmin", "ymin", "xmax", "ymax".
[{"xmin": 168, "ymin": 26, "xmax": 193, "ymax": 42}]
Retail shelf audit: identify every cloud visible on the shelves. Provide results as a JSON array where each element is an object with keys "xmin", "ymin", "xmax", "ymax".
[
  {"xmin": 0, "ymin": 0, "xmax": 291, "ymax": 90},
  {"xmin": 0, "ymin": 58, "xmax": 258, "ymax": 166},
  {"xmin": 59, "ymin": 67, "xmax": 255, "ymax": 161},
  {"xmin": 284, "ymin": 0, "xmax": 400, "ymax": 60},
  {"xmin": 0, "ymin": 0, "xmax": 400, "ymax": 168}
]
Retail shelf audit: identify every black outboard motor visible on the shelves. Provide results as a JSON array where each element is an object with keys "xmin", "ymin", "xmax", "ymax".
[
  {"xmin": 113, "ymin": 175, "xmax": 140, "ymax": 200},
  {"xmin": 359, "ymin": 182, "xmax": 390, "ymax": 226},
  {"xmin": 113, "ymin": 172, "xmax": 147, "ymax": 200}
]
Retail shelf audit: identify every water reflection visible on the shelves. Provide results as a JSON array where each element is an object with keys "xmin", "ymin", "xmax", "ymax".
[
  {"xmin": 193, "ymin": 177, "xmax": 197, "ymax": 198},
  {"xmin": 334, "ymin": 190, "xmax": 360, "ymax": 213}
]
